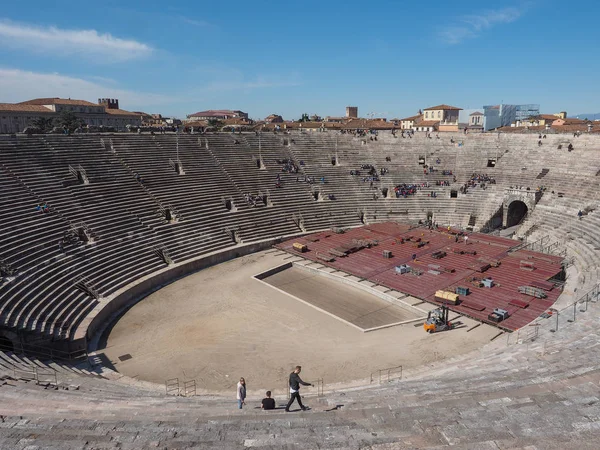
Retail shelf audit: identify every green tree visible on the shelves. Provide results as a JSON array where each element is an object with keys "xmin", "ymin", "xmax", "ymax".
[
  {"xmin": 54, "ymin": 110, "xmax": 85, "ymax": 132},
  {"xmin": 30, "ymin": 116, "xmax": 54, "ymax": 132},
  {"xmin": 298, "ymin": 113, "xmax": 310, "ymax": 122},
  {"xmin": 208, "ymin": 119, "xmax": 223, "ymax": 128}
]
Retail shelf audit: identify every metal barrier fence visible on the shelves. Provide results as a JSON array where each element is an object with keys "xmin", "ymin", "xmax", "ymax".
[
  {"xmin": 12, "ymin": 365, "xmax": 57, "ymax": 386},
  {"xmin": 370, "ymin": 365, "xmax": 403, "ymax": 384},
  {"xmin": 182, "ymin": 380, "xmax": 197, "ymax": 397},
  {"xmin": 0, "ymin": 341, "xmax": 87, "ymax": 362},
  {"xmin": 285, "ymin": 378, "xmax": 324, "ymax": 398},
  {"xmin": 165, "ymin": 378, "xmax": 179, "ymax": 395},
  {"xmin": 507, "ymin": 282, "xmax": 600, "ymax": 346}
]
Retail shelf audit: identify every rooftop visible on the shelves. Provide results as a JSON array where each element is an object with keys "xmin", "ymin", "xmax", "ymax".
[
  {"xmin": 188, "ymin": 109, "xmax": 246, "ymax": 118},
  {"xmin": 19, "ymin": 97, "xmax": 99, "ymax": 107},
  {"xmin": 423, "ymin": 104, "xmax": 462, "ymax": 111},
  {"xmin": 470, "ymin": 111, "xmax": 484, "ymax": 116},
  {"xmin": 0, "ymin": 103, "xmax": 55, "ymax": 113}
]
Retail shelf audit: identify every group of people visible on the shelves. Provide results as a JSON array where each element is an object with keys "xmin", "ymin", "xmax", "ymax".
[
  {"xmin": 469, "ymin": 173, "xmax": 496, "ymax": 186},
  {"xmin": 35, "ymin": 203, "xmax": 49, "ymax": 213},
  {"xmin": 244, "ymin": 193, "xmax": 264, "ymax": 207},
  {"xmin": 236, "ymin": 366, "xmax": 314, "ymax": 412},
  {"xmin": 435, "ymin": 180, "xmax": 451, "ymax": 186},
  {"xmin": 394, "ymin": 183, "xmax": 424, "ymax": 198},
  {"xmin": 277, "ymin": 159, "xmax": 299, "ymax": 174}
]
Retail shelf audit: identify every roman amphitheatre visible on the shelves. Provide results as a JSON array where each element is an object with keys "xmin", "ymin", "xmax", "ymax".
[{"xmin": 1, "ymin": 130, "xmax": 600, "ymax": 449}]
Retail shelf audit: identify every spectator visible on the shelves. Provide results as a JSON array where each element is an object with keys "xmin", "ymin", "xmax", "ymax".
[
  {"xmin": 236, "ymin": 377, "xmax": 247, "ymax": 409},
  {"xmin": 261, "ymin": 391, "xmax": 275, "ymax": 410},
  {"xmin": 285, "ymin": 366, "xmax": 312, "ymax": 412}
]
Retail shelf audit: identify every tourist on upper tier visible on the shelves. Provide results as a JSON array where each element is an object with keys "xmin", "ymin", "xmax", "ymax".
[
  {"xmin": 236, "ymin": 377, "xmax": 247, "ymax": 409},
  {"xmin": 261, "ymin": 391, "xmax": 275, "ymax": 410},
  {"xmin": 578, "ymin": 210, "xmax": 583, "ymax": 220}
]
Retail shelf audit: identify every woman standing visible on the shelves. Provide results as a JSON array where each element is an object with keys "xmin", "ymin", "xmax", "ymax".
[{"xmin": 236, "ymin": 377, "xmax": 247, "ymax": 409}]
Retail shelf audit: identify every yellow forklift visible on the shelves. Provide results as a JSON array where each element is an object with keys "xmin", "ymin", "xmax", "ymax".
[{"xmin": 423, "ymin": 305, "xmax": 454, "ymax": 333}]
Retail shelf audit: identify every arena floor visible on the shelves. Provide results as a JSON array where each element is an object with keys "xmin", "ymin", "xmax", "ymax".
[
  {"xmin": 99, "ymin": 249, "xmax": 500, "ymax": 394},
  {"xmin": 260, "ymin": 265, "xmax": 421, "ymax": 330}
]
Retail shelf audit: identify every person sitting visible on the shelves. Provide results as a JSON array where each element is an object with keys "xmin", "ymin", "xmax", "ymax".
[{"xmin": 261, "ymin": 391, "xmax": 276, "ymax": 410}]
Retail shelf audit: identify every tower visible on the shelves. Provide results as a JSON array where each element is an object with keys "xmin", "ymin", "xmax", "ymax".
[
  {"xmin": 346, "ymin": 106, "xmax": 358, "ymax": 118},
  {"xmin": 98, "ymin": 98, "xmax": 119, "ymax": 110}
]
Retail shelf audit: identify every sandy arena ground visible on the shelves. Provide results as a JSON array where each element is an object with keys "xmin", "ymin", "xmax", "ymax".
[{"xmin": 99, "ymin": 249, "xmax": 500, "ymax": 394}]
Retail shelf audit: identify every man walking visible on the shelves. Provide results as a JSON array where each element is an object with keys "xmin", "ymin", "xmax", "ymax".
[{"xmin": 285, "ymin": 366, "xmax": 313, "ymax": 412}]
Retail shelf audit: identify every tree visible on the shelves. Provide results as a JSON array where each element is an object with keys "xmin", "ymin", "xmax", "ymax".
[
  {"xmin": 208, "ymin": 119, "xmax": 223, "ymax": 128},
  {"xmin": 29, "ymin": 116, "xmax": 54, "ymax": 132},
  {"xmin": 54, "ymin": 110, "xmax": 85, "ymax": 132},
  {"xmin": 298, "ymin": 113, "xmax": 310, "ymax": 122}
]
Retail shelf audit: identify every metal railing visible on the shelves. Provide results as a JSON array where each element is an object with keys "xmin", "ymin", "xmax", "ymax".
[
  {"xmin": 165, "ymin": 378, "xmax": 180, "ymax": 395},
  {"xmin": 0, "ymin": 341, "xmax": 88, "ymax": 362},
  {"xmin": 370, "ymin": 365, "xmax": 403, "ymax": 384},
  {"xmin": 182, "ymin": 380, "xmax": 197, "ymax": 397},
  {"xmin": 507, "ymin": 282, "xmax": 600, "ymax": 346},
  {"xmin": 12, "ymin": 365, "xmax": 57, "ymax": 386},
  {"xmin": 285, "ymin": 378, "xmax": 324, "ymax": 398}
]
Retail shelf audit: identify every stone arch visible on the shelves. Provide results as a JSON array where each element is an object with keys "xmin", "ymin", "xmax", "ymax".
[
  {"xmin": 0, "ymin": 330, "xmax": 18, "ymax": 352},
  {"xmin": 506, "ymin": 201, "xmax": 528, "ymax": 227},
  {"xmin": 502, "ymin": 191, "xmax": 537, "ymax": 228}
]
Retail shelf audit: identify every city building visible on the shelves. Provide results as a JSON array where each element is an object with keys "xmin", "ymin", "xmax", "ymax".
[
  {"xmin": 483, "ymin": 104, "xmax": 540, "ymax": 131},
  {"xmin": 265, "ymin": 114, "xmax": 283, "ymax": 123},
  {"xmin": 399, "ymin": 113, "xmax": 422, "ymax": 130},
  {"xmin": 423, "ymin": 104, "xmax": 462, "ymax": 132},
  {"xmin": 468, "ymin": 111, "xmax": 484, "ymax": 132},
  {"xmin": 0, "ymin": 97, "xmax": 142, "ymax": 133},
  {"xmin": 185, "ymin": 109, "xmax": 248, "ymax": 121}
]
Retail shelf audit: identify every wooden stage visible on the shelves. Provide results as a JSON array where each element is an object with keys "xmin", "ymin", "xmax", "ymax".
[{"xmin": 275, "ymin": 222, "xmax": 565, "ymax": 331}]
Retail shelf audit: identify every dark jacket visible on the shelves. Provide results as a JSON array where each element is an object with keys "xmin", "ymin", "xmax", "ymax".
[{"xmin": 289, "ymin": 372, "xmax": 311, "ymax": 391}]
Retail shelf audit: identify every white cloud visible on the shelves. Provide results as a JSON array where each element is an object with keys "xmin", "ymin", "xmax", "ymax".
[
  {"xmin": 0, "ymin": 68, "xmax": 173, "ymax": 108},
  {"xmin": 439, "ymin": 7, "xmax": 525, "ymax": 45},
  {"xmin": 0, "ymin": 19, "xmax": 152, "ymax": 62}
]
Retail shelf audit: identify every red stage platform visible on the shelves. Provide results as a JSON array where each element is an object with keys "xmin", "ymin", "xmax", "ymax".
[{"xmin": 275, "ymin": 223, "xmax": 565, "ymax": 331}]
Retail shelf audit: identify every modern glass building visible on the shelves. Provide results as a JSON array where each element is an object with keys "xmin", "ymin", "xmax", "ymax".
[{"xmin": 483, "ymin": 104, "xmax": 540, "ymax": 131}]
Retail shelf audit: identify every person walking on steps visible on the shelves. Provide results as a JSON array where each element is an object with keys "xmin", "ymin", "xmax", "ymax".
[
  {"xmin": 285, "ymin": 366, "xmax": 313, "ymax": 412},
  {"xmin": 236, "ymin": 377, "xmax": 247, "ymax": 409}
]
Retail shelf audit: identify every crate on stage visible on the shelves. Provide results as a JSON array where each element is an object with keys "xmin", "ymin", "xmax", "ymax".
[
  {"xmin": 435, "ymin": 290, "xmax": 459, "ymax": 305},
  {"xmin": 395, "ymin": 264, "xmax": 410, "ymax": 274},
  {"xmin": 488, "ymin": 308, "xmax": 509, "ymax": 323},
  {"xmin": 292, "ymin": 242, "xmax": 307, "ymax": 253},
  {"xmin": 455, "ymin": 286, "xmax": 470, "ymax": 296},
  {"xmin": 518, "ymin": 285, "xmax": 547, "ymax": 298}
]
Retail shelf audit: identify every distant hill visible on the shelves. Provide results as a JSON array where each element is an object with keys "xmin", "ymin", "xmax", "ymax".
[{"xmin": 571, "ymin": 113, "xmax": 600, "ymax": 120}]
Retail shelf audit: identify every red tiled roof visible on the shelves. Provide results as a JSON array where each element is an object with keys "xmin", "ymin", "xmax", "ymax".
[
  {"xmin": 417, "ymin": 120, "xmax": 440, "ymax": 127},
  {"xmin": 19, "ymin": 98, "xmax": 99, "ymax": 107},
  {"xmin": 423, "ymin": 104, "xmax": 462, "ymax": 111},
  {"xmin": 105, "ymin": 108, "xmax": 139, "ymax": 116},
  {"xmin": 188, "ymin": 109, "xmax": 245, "ymax": 117},
  {"xmin": 400, "ymin": 114, "xmax": 422, "ymax": 122},
  {"xmin": 0, "ymin": 103, "xmax": 53, "ymax": 113}
]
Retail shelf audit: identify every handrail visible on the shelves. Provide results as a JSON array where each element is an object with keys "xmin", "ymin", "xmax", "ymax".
[
  {"xmin": 165, "ymin": 377, "xmax": 179, "ymax": 396},
  {"xmin": 0, "ymin": 340, "xmax": 87, "ymax": 362},
  {"xmin": 370, "ymin": 365, "xmax": 403, "ymax": 384}
]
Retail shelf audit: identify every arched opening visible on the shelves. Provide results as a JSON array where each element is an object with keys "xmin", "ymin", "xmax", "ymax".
[
  {"xmin": 506, "ymin": 200, "xmax": 528, "ymax": 227},
  {"xmin": 0, "ymin": 334, "xmax": 14, "ymax": 352}
]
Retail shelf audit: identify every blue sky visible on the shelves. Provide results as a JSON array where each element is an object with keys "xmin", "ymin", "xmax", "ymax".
[{"xmin": 0, "ymin": 1, "xmax": 597, "ymax": 120}]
